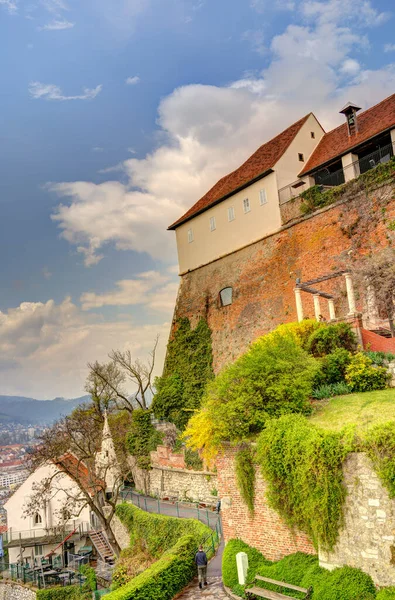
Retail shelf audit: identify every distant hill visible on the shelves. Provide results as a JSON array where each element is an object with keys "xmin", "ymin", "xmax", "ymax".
[{"xmin": 0, "ymin": 395, "xmax": 90, "ymax": 425}]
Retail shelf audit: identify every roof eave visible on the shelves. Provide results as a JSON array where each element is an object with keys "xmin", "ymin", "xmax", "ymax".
[
  {"xmin": 168, "ymin": 168, "xmax": 274, "ymax": 230},
  {"xmin": 299, "ymin": 125, "xmax": 395, "ymax": 177}
]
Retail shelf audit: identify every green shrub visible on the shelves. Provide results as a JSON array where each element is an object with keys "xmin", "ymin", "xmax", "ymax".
[
  {"xmin": 185, "ymin": 448, "xmax": 203, "ymax": 471},
  {"xmin": 103, "ymin": 535, "xmax": 197, "ymax": 600},
  {"xmin": 153, "ymin": 318, "xmax": 214, "ymax": 430},
  {"xmin": 80, "ymin": 564, "xmax": 97, "ymax": 591},
  {"xmin": 377, "ymin": 588, "xmax": 395, "ymax": 600},
  {"xmin": 126, "ymin": 409, "xmax": 163, "ymax": 469},
  {"xmin": 345, "ymin": 352, "xmax": 390, "ymax": 392},
  {"xmin": 312, "ymin": 382, "xmax": 352, "ymax": 400},
  {"xmin": 299, "ymin": 184, "xmax": 346, "ymax": 215},
  {"xmin": 266, "ymin": 320, "xmax": 324, "ymax": 351},
  {"xmin": 222, "ymin": 538, "xmax": 269, "ymax": 596},
  {"xmin": 115, "ymin": 503, "xmax": 211, "ymax": 558},
  {"xmin": 315, "ymin": 348, "xmax": 352, "ymax": 386},
  {"xmin": 312, "ymin": 565, "xmax": 376, "ymax": 600},
  {"xmin": 257, "ymin": 414, "xmax": 349, "ymax": 550},
  {"xmin": 256, "ymin": 553, "xmax": 320, "ymax": 599},
  {"xmin": 364, "ymin": 351, "xmax": 395, "ymax": 366},
  {"xmin": 365, "ymin": 421, "xmax": 395, "ymax": 498},
  {"xmin": 185, "ymin": 332, "xmax": 320, "ymax": 462},
  {"xmin": 307, "ymin": 323, "xmax": 357, "ymax": 357},
  {"xmin": 235, "ymin": 444, "xmax": 256, "ymax": 514}
]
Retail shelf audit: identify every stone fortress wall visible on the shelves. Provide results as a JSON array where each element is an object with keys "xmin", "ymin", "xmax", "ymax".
[{"xmin": 217, "ymin": 445, "xmax": 395, "ymax": 587}]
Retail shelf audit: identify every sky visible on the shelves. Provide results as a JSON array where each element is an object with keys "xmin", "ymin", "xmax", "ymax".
[{"xmin": 0, "ymin": 0, "xmax": 394, "ymax": 399}]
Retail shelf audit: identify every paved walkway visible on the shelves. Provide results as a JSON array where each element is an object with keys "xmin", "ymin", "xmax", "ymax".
[{"xmin": 175, "ymin": 541, "xmax": 227, "ymax": 600}]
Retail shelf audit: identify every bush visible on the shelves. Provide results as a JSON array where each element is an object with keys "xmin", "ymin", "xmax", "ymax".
[
  {"xmin": 345, "ymin": 353, "xmax": 390, "ymax": 392},
  {"xmin": 185, "ymin": 448, "xmax": 203, "ymax": 471},
  {"xmin": 103, "ymin": 535, "xmax": 198, "ymax": 600},
  {"xmin": 80, "ymin": 564, "xmax": 97, "ymax": 592},
  {"xmin": 364, "ymin": 351, "xmax": 395, "ymax": 367},
  {"xmin": 266, "ymin": 320, "xmax": 324, "ymax": 351},
  {"xmin": 257, "ymin": 414, "xmax": 349, "ymax": 550},
  {"xmin": 184, "ymin": 332, "xmax": 319, "ymax": 463},
  {"xmin": 314, "ymin": 348, "xmax": 352, "ymax": 386},
  {"xmin": 377, "ymin": 588, "xmax": 395, "ymax": 600},
  {"xmin": 235, "ymin": 444, "xmax": 256, "ymax": 514},
  {"xmin": 365, "ymin": 421, "xmax": 395, "ymax": 498},
  {"xmin": 222, "ymin": 538, "xmax": 269, "ymax": 596},
  {"xmin": 307, "ymin": 323, "xmax": 357, "ymax": 357},
  {"xmin": 312, "ymin": 565, "xmax": 376, "ymax": 600},
  {"xmin": 256, "ymin": 552, "xmax": 321, "ymax": 599},
  {"xmin": 312, "ymin": 382, "xmax": 352, "ymax": 400}
]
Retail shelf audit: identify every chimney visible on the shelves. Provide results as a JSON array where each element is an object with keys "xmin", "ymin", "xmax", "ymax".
[{"xmin": 340, "ymin": 102, "xmax": 362, "ymax": 136}]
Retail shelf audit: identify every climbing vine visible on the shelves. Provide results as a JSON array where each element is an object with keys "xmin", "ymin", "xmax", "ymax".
[
  {"xmin": 365, "ymin": 422, "xmax": 395, "ymax": 499},
  {"xmin": 152, "ymin": 318, "xmax": 214, "ymax": 430},
  {"xmin": 257, "ymin": 414, "xmax": 351, "ymax": 551},
  {"xmin": 126, "ymin": 409, "xmax": 163, "ymax": 469},
  {"xmin": 235, "ymin": 444, "xmax": 256, "ymax": 514}
]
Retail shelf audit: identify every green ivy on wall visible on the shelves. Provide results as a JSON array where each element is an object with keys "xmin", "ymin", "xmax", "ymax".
[
  {"xmin": 126, "ymin": 409, "xmax": 163, "ymax": 469},
  {"xmin": 235, "ymin": 444, "xmax": 256, "ymax": 515},
  {"xmin": 152, "ymin": 318, "xmax": 214, "ymax": 429}
]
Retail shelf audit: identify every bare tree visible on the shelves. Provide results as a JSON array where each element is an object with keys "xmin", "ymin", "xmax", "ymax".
[
  {"xmin": 349, "ymin": 248, "xmax": 395, "ymax": 336},
  {"xmin": 87, "ymin": 336, "xmax": 159, "ymax": 413},
  {"xmin": 25, "ymin": 405, "xmax": 129, "ymax": 558}
]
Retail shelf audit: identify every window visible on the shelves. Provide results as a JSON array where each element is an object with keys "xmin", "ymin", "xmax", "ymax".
[
  {"xmin": 34, "ymin": 513, "xmax": 42, "ymax": 526},
  {"xmin": 228, "ymin": 206, "xmax": 235, "ymax": 222},
  {"xmin": 35, "ymin": 545, "xmax": 44, "ymax": 557},
  {"xmin": 187, "ymin": 228, "xmax": 194, "ymax": 243},
  {"xmin": 209, "ymin": 216, "xmax": 216, "ymax": 231},
  {"xmin": 219, "ymin": 287, "xmax": 233, "ymax": 307},
  {"xmin": 298, "ymin": 153, "xmax": 304, "ymax": 162},
  {"xmin": 243, "ymin": 198, "xmax": 250, "ymax": 213},
  {"xmin": 311, "ymin": 131, "xmax": 315, "ymax": 139},
  {"xmin": 259, "ymin": 189, "xmax": 267, "ymax": 205}
]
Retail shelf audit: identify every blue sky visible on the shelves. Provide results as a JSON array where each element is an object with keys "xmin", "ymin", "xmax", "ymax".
[{"xmin": 0, "ymin": 0, "xmax": 394, "ymax": 398}]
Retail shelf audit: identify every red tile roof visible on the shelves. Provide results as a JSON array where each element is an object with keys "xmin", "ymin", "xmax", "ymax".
[
  {"xmin": 168, "ymin": 113, "xmax": 312, "ymax": 230},
  {"xmin": 300, "ymin": 93, "xmax": 395, "ymax": 176},
  {"xmin": 54, "ymin": 452, "xmax": 103, "ymax": 496}
]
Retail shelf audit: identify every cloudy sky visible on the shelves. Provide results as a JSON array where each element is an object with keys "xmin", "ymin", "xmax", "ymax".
[{"xmin": 0, "ymin": 0, "xmax": 394, "ymax": 398}]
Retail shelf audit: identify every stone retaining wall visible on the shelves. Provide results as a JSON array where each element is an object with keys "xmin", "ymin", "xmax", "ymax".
[{"xmin": 0, "ymin": 582, "xmax": 36, "ymax": 600}]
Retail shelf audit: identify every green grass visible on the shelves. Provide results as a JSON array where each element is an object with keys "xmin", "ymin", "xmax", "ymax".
[{"xmin": 310, "ymin": 389, "xmax": 395, "ymax": 433}]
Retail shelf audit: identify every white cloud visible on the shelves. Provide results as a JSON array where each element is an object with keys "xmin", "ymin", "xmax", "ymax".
[
  {"xmin": 0, "ymin": 0, "xmax": 17, "ymax": 14},
  {"xmin": 80, "ymin": 271, "xmax": 178, "ymax": 312},
  {"xmin": 125, "ymin": 76, "xmax": 140, "ymax": 85},
  {"xmin": 49, "ymin": 0, "xmax": 395, "ymax": 267},
  {"xmin": 242, "ymin": 29, "xmax": 266, "ymax": 55},
  {"xmin": 127, "ymin": 147, "xmax": 137, "ymax": 154},
  {"xmin": 39, "ymin": 18, "xmax": 74, "ymax": 29},
  {"xmin": 29, "ymin": 82, "xmax": 102, "ymax": 101},
  {"xmin": 384, "ymin": 43, "xmax": 395, "ymax": 53},
  {"xmin": 41, "ymin": 0, "xmax": 69, "ymax": 14},
  {"xmin": 42, "ymin": 266, "xmax": 52, "ymax": 279},
  {"xmin": 0, "ymin": 298, "xmax": 170, "ymax": 398},
  {"xmin": 92, "ymin": 147, "xmax": 104, "ymax": 152}
]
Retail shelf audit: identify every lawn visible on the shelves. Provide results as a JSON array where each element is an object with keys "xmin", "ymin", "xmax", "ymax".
[{"xmin": 309, "ymin": 388, "xmax": 395, "ymax": 433}]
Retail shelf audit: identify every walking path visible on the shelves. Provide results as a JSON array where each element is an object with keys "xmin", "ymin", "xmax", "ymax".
[{"xmin": 120, "ymin": 489, "xmax": 227, "ymax": 599}]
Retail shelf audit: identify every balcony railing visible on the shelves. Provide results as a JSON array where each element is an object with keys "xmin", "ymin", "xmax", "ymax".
[
  {"xmin": 279, "ymin": 141, "xmax": 395, "ymax": 205},
  {"xmin": 4, "ymin": 521, "xmax": 90, "ymax": 545}
]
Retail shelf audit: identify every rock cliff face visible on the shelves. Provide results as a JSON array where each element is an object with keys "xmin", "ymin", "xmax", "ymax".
[
  {"xmin": 0, "ymin": 582, "xmax": 36, "ymax": 600},
  {"xmin": 171, "ymin": 179, "xmax": 395, "ymax": 373}
]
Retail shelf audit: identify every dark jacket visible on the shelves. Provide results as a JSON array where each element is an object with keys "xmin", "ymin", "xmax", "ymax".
[{"xmin": 195, "ymin": 550, "xmax": 208, "ymax": 567}]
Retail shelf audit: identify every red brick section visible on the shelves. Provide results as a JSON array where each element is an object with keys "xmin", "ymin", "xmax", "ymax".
[
  {"xmin": 168, "ymin": 114, "xmax": 310, "ymax": 230},
  {"xmin": 361, "ymin": 329, "xmax": 395, "ymax": 353},
  {"xmin": 172, "ymin": 181, "xmax": 395, "ymax": 373},
  {"xmin": 216, "ymin": 445, "xmax": 315, "ymax": 560},
  {"xmin": 300, "ymin": 93, "xmax": 395, "ymax": 176},
  {"xmin": 150, "ymin": 445, "xmax": 186, "ymax": 469}
]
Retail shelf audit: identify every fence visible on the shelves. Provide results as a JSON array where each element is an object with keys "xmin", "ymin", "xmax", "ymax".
[
  {"xmin": 119, "ymin": 487, "xmax": 221, "ymax": 532},
  {"xmin": 0, "ymin": 559, "xmax": 88, "ymax": 590}
]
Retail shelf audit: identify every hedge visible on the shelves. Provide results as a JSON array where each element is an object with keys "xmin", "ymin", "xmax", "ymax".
[
  {"xmin": 102, "ymin": 535, "xmax": 197, "ymax": 600},
  {"xmin": 222, "ymin": 539, "xmax": 270, "ymax": 597},
  {"xmin": 37, "ymin": 587, "xmax": 89, "ymax": 600}
]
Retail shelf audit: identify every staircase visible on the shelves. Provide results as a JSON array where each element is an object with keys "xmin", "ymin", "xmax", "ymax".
[
  {"xmin": 369, "ymin": 327, "xmax": 393, "ymax": 338},
  {"xmin": 88, "ymin": 530, "xmax": 115, "ymax": 564}
]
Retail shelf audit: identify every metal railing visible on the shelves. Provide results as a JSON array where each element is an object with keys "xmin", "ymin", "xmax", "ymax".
[
  {"xmin": 278, "ymin": 141, "xmax": 395, "ymax": 205},
  {"xmin": 0, "ymin": 559, "xmax": 88, "ymax": 590},
  {"xmin": 119, "ymin": 487, "xmax": 221, "ymax": 532},
  {"xmin": 4, "ymin": 521, "xmax": 91, "ymax": 544}
]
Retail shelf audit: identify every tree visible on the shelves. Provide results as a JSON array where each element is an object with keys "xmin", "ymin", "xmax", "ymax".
[
  {"xmin": 87, "ymin": 336, "xmax": 159, "ymax": 414},
  {"xmin": 25, "ymin": 404, "xmax": 129, "ymax": 557},
  {"xmin": 349, "ymin": 248, "xmax": 395, "ymax": 336}
]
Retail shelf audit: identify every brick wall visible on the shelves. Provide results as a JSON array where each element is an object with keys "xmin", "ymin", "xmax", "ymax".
[
  {"xmin": 150, "ymin": 445, "xmax": 186, "ymax": 469},
  {"xmin": 216, "ymin": 444, "xmax": 315, "ymax": 561},
  {"xmin": 173, "ymin": 180, "xmax": 395, "ymax": 373},
  {"xmin": 361, "ymin": 328, "xmax": 395, "ymax": 353}
]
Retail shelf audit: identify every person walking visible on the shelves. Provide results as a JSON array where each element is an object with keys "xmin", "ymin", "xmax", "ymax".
[
  {"xmin": 216, "ymin": 498, "xmax": 221, "ymax": 513},
  {"xmin": 195, "ymin": 544, "xmax": 208, "ymax": 589}
]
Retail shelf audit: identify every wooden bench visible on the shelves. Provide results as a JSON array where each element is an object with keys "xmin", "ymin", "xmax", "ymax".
[{"xmin": 246, "ymin": 575, "xmax": 312, "ymax": 600}]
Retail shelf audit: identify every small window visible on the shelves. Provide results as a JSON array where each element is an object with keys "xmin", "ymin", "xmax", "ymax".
[
  {"xmin": 228, "ymin": 206, "xmax": 235, "ymax": 222},
  {"xmin": 243, "ymin": 198, "xmax": 250, "ymax": 213},
  {"xmin": 219, "ymin": 287, "xmax": 233, "ymax": 307},
  {"xmin": 310, "ymin": 131, "xmax": 315, "ymax": 139},
  {"xmin": 298, "ymin": 153, "xmax": 304, "ymax": 162},
  {"xmin": 209, "ymin": 216, "xmax": 216, "ymax": 232},
  {"xmin": 34, "ymin": 513, "xmax": 42, "ymax": 526},
  {"xmin": 187, "ymin": 228, "xmax": 194, "ymax": 243},
  {"xmin": 35, "ymin": 545, "xmax": 44, "ymax": 557},
  {"xmin": 259, "ymin": 189, "xmax": 267, "ymax": 205}
]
